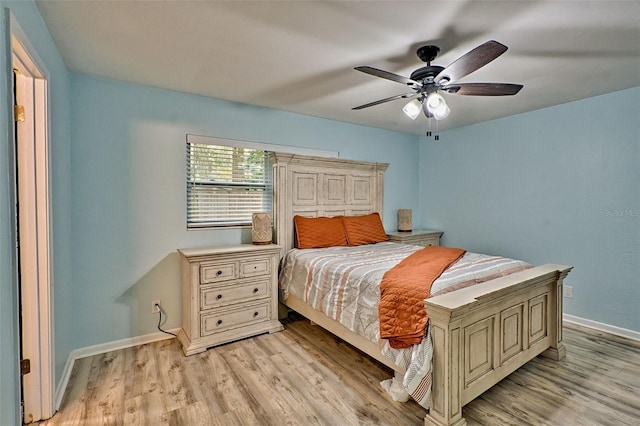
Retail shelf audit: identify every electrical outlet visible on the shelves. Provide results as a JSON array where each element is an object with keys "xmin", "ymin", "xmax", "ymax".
[
  {"xmin": 563, "ymin": 286, "xmax": 573, "ymax": 299},
  {"xmin": 152, "ymin": 300, "xmax": 161, "ymax": 314}
]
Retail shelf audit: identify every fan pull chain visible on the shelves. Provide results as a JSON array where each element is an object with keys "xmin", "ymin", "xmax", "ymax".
[{"xmin": 425, "ymin": 117, "xmax": 441, "ymax": 141}]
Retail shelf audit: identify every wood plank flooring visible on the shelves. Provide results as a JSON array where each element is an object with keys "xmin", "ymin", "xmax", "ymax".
[{"xmin": 35, "ymin": 316, "xmax": 640, "ymax": 426}]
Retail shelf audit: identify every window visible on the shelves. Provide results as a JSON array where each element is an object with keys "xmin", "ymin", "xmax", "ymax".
[
  {"xmin": 187, "ymin": 140, "xmax": 271, "ymax": 228},
  {"xmin": 186, "ymin": 134, "xmax": 339, "ymax": 229}
]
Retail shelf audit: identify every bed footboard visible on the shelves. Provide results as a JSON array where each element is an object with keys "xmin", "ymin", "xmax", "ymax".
[{"xmin": 423, "ymin": 264, "xmax": 572, "ymax": 426}]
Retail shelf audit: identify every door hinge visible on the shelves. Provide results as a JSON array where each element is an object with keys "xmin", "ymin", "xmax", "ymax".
[
  {"xmin": 20, "ymin": 359, "xmax": 31, "ymax": 375},
  {"xmin": 15, "ymin": 105, "xmax": 25, "ymax": 122}
]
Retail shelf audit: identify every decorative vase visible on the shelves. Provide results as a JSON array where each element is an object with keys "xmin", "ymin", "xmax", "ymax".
[
  {"xmin": 252, "ymin": 212, "xmax": 272, "ymax": 245},
  {"xmin": 397, "ymin": 209, "xmax": 412, "ymax": 232}
]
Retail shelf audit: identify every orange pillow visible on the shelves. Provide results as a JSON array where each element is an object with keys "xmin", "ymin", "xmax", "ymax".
[
  {"xmin": 294, "ymin": 215, "xmax": 348, "ymax": 249},
  {"xmin": 342, "ymin": 213, "xmax": 388, "ymax": 246}
]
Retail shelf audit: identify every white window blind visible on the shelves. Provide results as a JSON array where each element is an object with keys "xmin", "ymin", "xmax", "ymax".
[{"xmin": 187, "ymin": 142, "xmax": 272, "ymax": 228}]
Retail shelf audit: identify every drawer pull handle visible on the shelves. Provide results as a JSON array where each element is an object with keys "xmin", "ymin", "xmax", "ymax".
[
  {"xmin": 216, "ymin": 294, "xmax": 222, "ymax": 300},
  {"xmin": 253, "ymin": 288, "xmax": 259, "ymax": 294},
  {"xmin": 217, "ymin": 320, "xmax": 223, "ymax": 326},
  {"xmin": 216, "ymin": 270, "xmax": 222, "ymax": 276},
  {"xmin": 253, "ymin": 312, "xmax": 259, "ymax": 317}
]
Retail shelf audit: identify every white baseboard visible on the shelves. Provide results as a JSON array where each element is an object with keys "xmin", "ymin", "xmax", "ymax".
[
  {"xmin": 55, "ymin": 354, "xmax": 75, "ymax": 411},
  {"xmin": 563, "ymin": 314, "xmax": 640, "ymax": 342},
  {"xmin": 55, "ymin": 328, "xmax": 180, "ymax": 410}
]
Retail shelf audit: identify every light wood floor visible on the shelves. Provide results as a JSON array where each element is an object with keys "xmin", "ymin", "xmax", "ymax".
[{"xmin": 36, "ymin": 315, "xmax": 640, "ymax": 426}]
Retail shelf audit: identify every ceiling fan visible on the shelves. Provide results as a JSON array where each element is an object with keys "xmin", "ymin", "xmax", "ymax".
[{"xmin": 353, "ymin": 40, "xmax": 523, "ymax": 121}]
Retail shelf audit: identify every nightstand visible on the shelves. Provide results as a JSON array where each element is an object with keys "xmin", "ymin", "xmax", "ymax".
[
  {"xmin": 386, "ymin": 229, "xmax": 443, "ymax": 247},
  {"xmin": 177, "ymin": 244, "xmax": 283, "ymax": 356}
]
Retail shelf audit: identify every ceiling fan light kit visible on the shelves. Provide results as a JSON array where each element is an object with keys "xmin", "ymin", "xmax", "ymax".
[
  {"xmin": 425, "ymin": 93, "xmax": 450, "ymax": 120},
  {"xmin": 353, "ymin": 40, "xmax": 523, "ymax": 134},
  {"xmin": 402, "ymin": 99, "xmax": 423, "ymax": 120}
]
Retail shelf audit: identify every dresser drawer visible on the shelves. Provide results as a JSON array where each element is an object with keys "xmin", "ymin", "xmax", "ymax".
[
  {"xmin": 240, "ymin": 257, "xmax": 271, "ymax": 278},
  {"xmin": 201, "ymin": 301, "xmax": 270, "ymax": 336},
  {"xmin": 200, "ymin": 280, "xmax": 269, "ymax": 309},
  {"xmin": 178, "ymin": 244, "xmax": 283, "ymax": 355},
  {"xmin": 386, "ymin": 230, "xmax": 442, "ymax": 247},
  {"xmin": 200, "ymin": 261, "xmax": 237, "ymax": 284},
  {"xmin": 418, "ymin": 236, "xmax": 440, "ymax": 247}
]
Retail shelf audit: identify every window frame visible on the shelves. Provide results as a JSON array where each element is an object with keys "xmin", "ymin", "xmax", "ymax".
[{"xmin": 186, "ymin": 135, "xmax": 338, "ymax": 230}]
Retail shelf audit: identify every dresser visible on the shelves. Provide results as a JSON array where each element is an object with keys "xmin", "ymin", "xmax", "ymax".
[
  {"xmin": 177, "ymin": 244, "xmax": 283, "ymax": 356},
  {"xmin": 386, "ymin": 229, "xmax": 443, "ymax": 247}
]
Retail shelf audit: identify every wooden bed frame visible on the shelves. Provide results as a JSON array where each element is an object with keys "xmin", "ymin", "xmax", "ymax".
[{"xmin": 270, "ymin": 152, "xmax": 572, "ymax": 426}]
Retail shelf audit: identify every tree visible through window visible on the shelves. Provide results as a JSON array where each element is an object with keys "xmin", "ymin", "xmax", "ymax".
[{"xmin": 187, "ymin": 142, "xmax": 271, "ymax": 228}]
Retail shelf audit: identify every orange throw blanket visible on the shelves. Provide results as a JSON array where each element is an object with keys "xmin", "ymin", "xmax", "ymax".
[{"xmin": 379, "ymin": 246, "xmax": 466, "ymax": 349}]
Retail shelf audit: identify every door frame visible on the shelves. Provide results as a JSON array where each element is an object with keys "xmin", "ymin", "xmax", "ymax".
[{"xmin": 10, "ymin": 15, "xmax": 54, "ymax": 423}]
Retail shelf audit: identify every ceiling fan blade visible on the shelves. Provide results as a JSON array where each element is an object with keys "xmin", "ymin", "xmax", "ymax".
[
  {"xmin": 444, "ymin": 83, "xmax": 523, "ymax": 96},
  {"xmin": 352, "ymin": 92, "xmax": 417, "ymax": 110},
  {"xmin": 354, "ymin": 66, "xmax": 419, "ymax": 87},
  {"xmin": 435, "ymin": 40, "xmax": 508, "ymax": 84}
]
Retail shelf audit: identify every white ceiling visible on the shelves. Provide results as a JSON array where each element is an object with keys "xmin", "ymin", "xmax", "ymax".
[{"xmin": 35, "ymin": 0, "xmax": 640, "ymax": 135}]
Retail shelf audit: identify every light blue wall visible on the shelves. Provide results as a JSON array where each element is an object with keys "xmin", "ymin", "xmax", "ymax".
[
  {"xmin": 69, "ymin": 73, "xmax": 420, "ymax": 349},
  {"xmin": 420, "ymin": 87, "xmax": 640, "ymax": 332},
  {"xmin": 1, "ymin": 1, "xmax": 72, "ymax": 424}
]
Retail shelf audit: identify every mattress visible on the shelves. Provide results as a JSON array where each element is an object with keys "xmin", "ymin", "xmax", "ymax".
[{"xmin": 279, "ymin": 241, "xmax": 532, "ymax": 408}]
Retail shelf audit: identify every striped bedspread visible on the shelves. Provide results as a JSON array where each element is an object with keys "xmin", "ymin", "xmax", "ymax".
[{"xmin": 278, "ymin": 242, "xmax": 532, "ymax": 409}]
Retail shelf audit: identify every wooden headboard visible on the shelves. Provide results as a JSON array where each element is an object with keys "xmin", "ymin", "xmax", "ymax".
[{"xmin": 270, "ymin": 152, "xmax": 389, "ymax": 253}]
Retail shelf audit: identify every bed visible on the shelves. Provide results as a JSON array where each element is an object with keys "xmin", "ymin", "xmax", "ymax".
[{"xmin": 270, "ymin": 152, "xmax": 572, "ymax": 426}]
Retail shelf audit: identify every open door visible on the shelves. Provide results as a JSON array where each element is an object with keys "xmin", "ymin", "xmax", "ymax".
[{"xmin": 12, "ymin": 31, "xmax": 54, "ymax": 423}]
